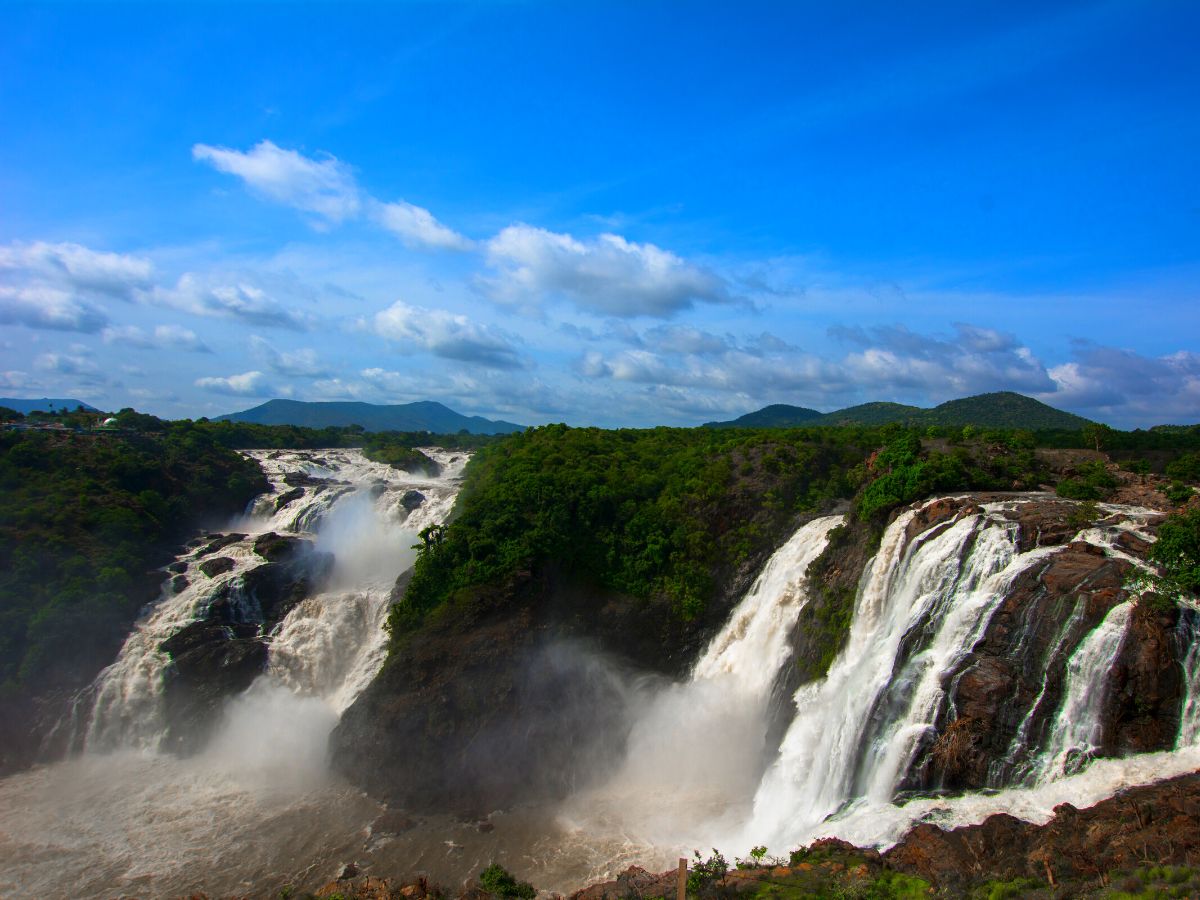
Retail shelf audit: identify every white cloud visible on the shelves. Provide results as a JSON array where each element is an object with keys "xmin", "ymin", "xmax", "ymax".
[
  {"xmin": 194, "ymin": 370, "xmax": 274, "ymax": 397},
  {"xmin": 0, "ymin": 241, "xmax": 153, "ymax": 301},
  {"xmin": 1043, "ymin": 345, "xmax": 1200, "ymax": 427},
  {"xmin": 0, "ymin": 240, "xmax": 157, "ymax": 334},
  {"xmin": 373, "ymin": 300, "xmax": 524, "ymax": 369},
  {"xmin": 373, "ymin": 200, "xmax": 474, "ymax": 251},
  {"xmin": 249, "ymin": 335, "xmax": 329, "ymax": 377},
  {"xmin": 0, "ymin": 286, "xmax": 109, "ymax": 333},
  {"xmin": 193, "ymin": 140, "xmax": 361, "ymax": 225},
  {"xmin": 158, "ymin": 274, "xmax": 312, "ymax": 331},
  {"xmin": 481, "ymin": 224, "xmax": 731, "ymax": 317},
  {"xmin": 102, "ymin": 323, "xmax": 211, "ymax": 352}
]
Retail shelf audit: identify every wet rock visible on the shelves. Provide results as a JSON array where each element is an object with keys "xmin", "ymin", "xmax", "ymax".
[
  {"xmin": 885, "ymin": 772, "xmax": 1200, "ymax": 892},
  {"xmin": 241, "ymin": 551, "xmax": 333, "ymax": 625},
  {"xmin": 198, "ymin": 556, "xmax": 235, "ymax": 578},
  {"xmin": 283, "ymin": 471, "xmax": 332, "ymax": 489},
  {"xmin": 197, "ymin": 533, "xmax": 245, "ymax": 557},
  {"xmin": 253, "ymin": 531, "xmax": 311, "ymax": 562},
  {"xmin": 997, "ymin": 499, "xmax": 1079, "ymax": 551},
  {"xmin": 401, "ymin": 490, "xmax": 426, "ymax": 511},
  {"xmin": 171, "ymin": 574, "xmax": 189, "ymax": 593},
  {"xmin": 274, "ymin": 486, "xmax": 305, "ymax": 511},
  {"xmin": 168, "ymin": 561, "xmax": 188, "ymax": 574},
  {"xmin": 1104, "ymin": 597, "xmax": 1184, "ymax": 754},
  {"xmin": 159, "ymin": 623, "xmax": 266, "ymax": 755}
]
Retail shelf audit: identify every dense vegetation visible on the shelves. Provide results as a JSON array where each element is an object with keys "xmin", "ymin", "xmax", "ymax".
[
  {"xmin": 707, "ymin": 391, "xmax": 1094, "ymax": 431},
  {"xmin": 0, "ymin": 421, "xmax": 266, "ymax": 692},
  {"xmin": 388, "ymin": 424, "xmax": 872, "ymax": 638}
]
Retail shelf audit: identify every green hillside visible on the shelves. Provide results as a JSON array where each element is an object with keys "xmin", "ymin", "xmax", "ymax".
[
  {"xmin": 214, "ymin": 399, "xmax": 523, "ymax": 435},
  {"xmin": 812, "ymin": 401, "xmax": 924, "ymax": 426},
  {"xmin": 703, "ymin": 403, "xmax": 824, "ymax": 429},
  {"xmin": 705, "ymin": 392, "xmax": 1092, "ymax": 431},
  {"xmin": 923, "ymin": 391, "xmax": 1093, "ymax": 429}
]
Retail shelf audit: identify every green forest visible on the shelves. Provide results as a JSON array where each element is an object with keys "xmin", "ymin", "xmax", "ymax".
[{"xmin": 0, "ymin": 421, "xmax": 266, "ymax": 692}]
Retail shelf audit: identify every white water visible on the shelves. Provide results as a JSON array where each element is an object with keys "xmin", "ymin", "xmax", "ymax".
[
  {"xmin": 0, "ymin": 447, "xmax": 469, "ymax": 899},
  {"xmin": 1, "ymin": 486, "xmax": 1196, "ymax": 897},
  {"xmin": 1178, "ymin": 600, "xmax": 1200, "ymax": 747},
  {"xmin": 560, "ymin": 516, "xmax": 843, "ymax": 849},
  {"xmin": 1035, "ymin": 600, "xmax": 1134, "ymax": 780}
]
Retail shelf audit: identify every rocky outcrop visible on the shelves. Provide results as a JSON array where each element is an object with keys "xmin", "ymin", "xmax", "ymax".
[
  {"xmin": 907, "ymin": 499, "xmax": 1184, "ymax": 791},
  {"xmin": 331, "ymin": 526, "xmax": 796, "ymax": 814},
  {"xmin": 157, "ymin": 534, "xmax": 332, "ymax": 753},
  {"xmin": 885, "ymin": 772, "xmax": 1200, "ymax": 893}
]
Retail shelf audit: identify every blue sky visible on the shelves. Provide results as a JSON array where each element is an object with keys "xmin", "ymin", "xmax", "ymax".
[{"xmin": 1, "ymin": 1, "xmax": 1197, "ymax": 428}]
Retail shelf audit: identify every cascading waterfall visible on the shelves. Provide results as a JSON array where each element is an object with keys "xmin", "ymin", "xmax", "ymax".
[
  {"xmin": 1178, "ymin": 600, "xmax": 1200, "ymax": 747},
  {"xmin": 1034, "ymin": 600, "xmax": 1134, "ymax": 780},
  {"xmin": 562, "ymin": 515, "xmax": 844, "ymax": 848},
  {"xmin": 2, "ymin": 483, "xmax": 1197, "ymax": 898},
  {"xmin": 745, "ymin": 504, "xmax": 1060, "ymax": 851},
  {"xmin": 84, "ymin": 447, "xmax": 468, "ymax": 752}
]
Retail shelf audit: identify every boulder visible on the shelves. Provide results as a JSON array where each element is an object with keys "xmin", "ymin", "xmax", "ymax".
[
  {"xmin": 198, "ymin": 556, "xmax": 235, "ymax": 578},
  {"xmin": 401, "ymin": 490, "xmax": 426, "ymax": 511},
  {"xmin": 274, "ymin": 486, "xmax": 305, "ymax": 511},
  {"xmin": 197, "ymin": 533, "xmax": 245, "ymax": 557}
]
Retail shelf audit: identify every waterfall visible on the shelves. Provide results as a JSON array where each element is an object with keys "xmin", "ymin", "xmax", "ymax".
[
  {"xmin": 1034, "ymin": 600, "xmax": 1133, "ymax": 780},
  {"xmin": 1178, "ymin": 600, "xmax": 1200, "ymax": 748},
  {"xmin": 746, "ymin": 504, "xmax": 1048, "ymax": 849},
  {"xmin": 84, "ymin": 447, "xmax": 468, "ymax": 752},
  {"xmin": 562, "ymin": 515, "xmax": 843, "ymax": 848}
]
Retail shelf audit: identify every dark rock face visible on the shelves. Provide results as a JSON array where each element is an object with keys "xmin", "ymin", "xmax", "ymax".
[
  {"xmin": 401, "ymin": 490, "xmax": 426, "ymax": 511},
  {"xmin": 897, "ymin": 498, "xmax": 1185, "ymax": 793},
  {"xmin": 157, "ymin": 533, "xmax": 332, "ymax": 753},
  {"xmin": 160, "ymin": 621, "xmax": 267, "ymax": 754},
  {"xmin": 331, "ymin": 549, "xmax": 771, "ymax": 813},
  {"xmin": 198, "ymin": 556, "xmax": 235, "ymax": 578},
  {"xmin": 274, "ymin": 486, "xmax": 305, "ymax": 511},
  {"xmin": 1105, "ymin": 600, "xmax": 1183, "ymax": 754}
]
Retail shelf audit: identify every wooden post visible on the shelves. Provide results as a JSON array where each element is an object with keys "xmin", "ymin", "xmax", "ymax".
[{"xmin": 677, "ymin": 857, "xmax": 687, "ymax": 900}]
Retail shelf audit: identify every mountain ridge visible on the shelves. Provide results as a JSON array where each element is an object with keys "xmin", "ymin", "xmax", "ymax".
[
  {"xmin": 0, "ymin": 397, "xmax": 101, "ymax": 415},
  {"xmin": 704, "ymin": 391, "xmax": 1093, "ymax": 430},
  {"xmin": 213, "ymin": 398, "xmax": 524, "ymax": 434}
]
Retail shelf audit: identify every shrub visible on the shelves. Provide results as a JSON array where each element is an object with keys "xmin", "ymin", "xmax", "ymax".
[{"xmin": 479, "ymin": 864, "xmax": 536, "ymax": 899}]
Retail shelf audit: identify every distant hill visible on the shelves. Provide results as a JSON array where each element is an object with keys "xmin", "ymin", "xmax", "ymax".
[
  {"xmin": 214, "ymin": 399, "xmax": 524, "ymax": 434},
  {"xmin": 704, "ymin": 403, "xmax": 823, "ymax": 429},
  {"xmin": 813, "ymin": 401, "xmax": 924, "ymax": 427},
  {"xmin": 921, "ymin": 392, "xmax": 1093, "ymax": 429},
  {"xmin": 704, "ymin": 392, "xmax": 1093, "ymax": 431},
  {"xmin": 0, "ymin": 397, "xmax": 101, "ymax": 415}
]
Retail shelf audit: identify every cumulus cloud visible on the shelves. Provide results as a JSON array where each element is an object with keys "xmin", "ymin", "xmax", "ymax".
[
  {"xmin": 193, "ymin": 140, "xmax": 361, "ymax": 225},
  {"xmin": 1043, "ymin": 344, "xmax": 1200, "ymax": 427},
  {"xmin": 0, "ymin": 286, "xmax": 109, "ymax": 333},
  {"xmin": 35, "ymin": 351, "xmax": 100, "ymax": 377},
  {"xmin": 830, "ymin": 323, "xmax": 1055, "ymax": 397},
  {"xmin": 194, "ymin": 370, "xmax": 274, "ymax": 397},
  {"xmin": 102, "ymin": 324, "xmax": 211, "ymax": 352},
  {"xmin": 372, "ymin": 200, "xmax": 474, "ymax": 251},
  {"xmin": 481, "ymin": 224, "xmax": 731, "ymax": 317},
  {"xmin": 0, "ymin": 241, "xmax": 153, "ymax": 301},
  {"xmin": 0, "ymin": 240, "xmax": 158, "ymax": 334},
  {"xmin": 158, "ymin": 274, "xmax": 312, "ymax": 330},
  {"xmin": 373, "ymin": 300, "xmax": 524, "ymax": 369},
  {"xmin": 249, "ymin": 335, "xmax": 329, "ymax": 377}
]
